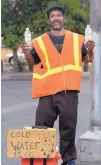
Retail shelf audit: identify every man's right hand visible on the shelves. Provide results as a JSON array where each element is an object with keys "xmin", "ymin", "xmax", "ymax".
[
  {"xmin": 20, "ymin": 42, "xmax": 34, "ymax": 65},
  {"xmin": 20, "ymin": 42, "xmax": 32, "ymax": 55}
]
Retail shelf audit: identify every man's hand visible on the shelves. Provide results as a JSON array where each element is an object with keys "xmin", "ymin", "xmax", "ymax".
[
  {"xmin": 84, "ymin": 40, "xmax": 95, "ymax": 62},
  {"xmin": 85, "ymin": 40, "xmax": 95, "ymax": 53},
  {"xmin": 20, "ymin": 42, "xmax": 32, "ymax": 55},
  {"xmin": 84, "ymin": 40, "xmax": 95, "ymax": 54},
  {"xmin": 20, "ymin": 42, "xmax": 34, "ymax": 65}
]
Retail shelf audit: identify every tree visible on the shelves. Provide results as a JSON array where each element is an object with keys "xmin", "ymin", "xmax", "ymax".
[
  {"xmin": 81, "ymin": 0, "xmax": 90, "ymax": 12},
  {"xmin": 2, "ymin": 0, "xmax": 89, "ymax": 72},
  {"xmin": 47, "ymin": 0, "xmax": 89, "ymax": 34},
  {"xmin": 1, "ymin": 0, "xmax": 49, "ymax": 72},
  {"xmin": 1, "ymin": 0, "xmax": 21, "ymax": 72}
]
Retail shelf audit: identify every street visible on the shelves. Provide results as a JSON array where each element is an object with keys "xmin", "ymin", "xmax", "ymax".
[{"xmin": 1, "ymin": 76, "xmax": 90, "ymax": 165}]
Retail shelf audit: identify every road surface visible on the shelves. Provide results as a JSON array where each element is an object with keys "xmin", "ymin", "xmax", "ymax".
[{"xmin": 1, "ymin": 77, "xmax": 90, "ymax": 165}]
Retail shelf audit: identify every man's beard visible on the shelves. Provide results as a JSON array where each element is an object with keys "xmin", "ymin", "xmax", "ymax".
[{"xmin": 51, "ymin": 21, "xmax": 63, "ymax": 31}]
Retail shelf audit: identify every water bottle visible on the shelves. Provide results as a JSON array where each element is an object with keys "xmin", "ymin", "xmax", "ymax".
[
  {"xmin": 24, "ymin": 28, "xmax": 31, "ymax": 43},
  {"xmin": 85, "ymin": 25, "xmax": 92, "ymax": 41}
]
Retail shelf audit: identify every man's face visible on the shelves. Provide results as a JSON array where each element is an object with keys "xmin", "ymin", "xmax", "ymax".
[{"xmin": 48, "ymin": 10, "xmax": 65, "ymax": 31}]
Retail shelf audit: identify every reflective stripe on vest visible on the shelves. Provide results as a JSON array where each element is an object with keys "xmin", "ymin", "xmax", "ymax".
[
  {"xmin": 36, "ymin": 36, "xmax": 50, "ymax": 70},
  {"xmin": 73, "ymin": 33, "xmax": 79, "ymax": 66},
  {"xmin": 33, "ymin": 33, "xmax": 82, "ymax": 79}
]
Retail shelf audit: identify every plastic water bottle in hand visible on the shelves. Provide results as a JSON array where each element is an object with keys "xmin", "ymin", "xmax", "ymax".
[
  {"xmin": 85, "ymin": 25, "xmax": 92, "ymax": 41},
  {"xmin": 24, "ymin": 28, "xmax": 32, "ymax": 44}
]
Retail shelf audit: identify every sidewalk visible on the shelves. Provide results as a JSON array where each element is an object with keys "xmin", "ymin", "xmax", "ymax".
[
  {"xmin": 1, "ymin": 72, "xmax": 33, "ymax": 80},
  {"xmin": 58, "ymin": 158, "xmax": 100, "ymax": 165},
  {"xmin": 1, "ymin": 71, "xmax": 90, "ymax": 80}
]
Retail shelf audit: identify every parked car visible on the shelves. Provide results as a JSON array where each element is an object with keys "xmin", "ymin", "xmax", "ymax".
[
  {"xmin": 1, "ymin": 48, "xmax": 12, "ymax": 64},
  {"xmin": 4, "ymin": 51, "xmax": 25, "ymax": 66}
]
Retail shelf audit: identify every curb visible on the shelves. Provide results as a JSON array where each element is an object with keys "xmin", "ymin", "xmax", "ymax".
[
  {"xmin": 1, "ymin": 73, "xmax": 32, "ymax": 80},
  {"xmin": 1, "ymin": 72, "xmax": 90, "ymax": 80}
]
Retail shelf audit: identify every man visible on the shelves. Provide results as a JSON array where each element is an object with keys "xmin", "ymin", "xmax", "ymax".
[{"xmin": 21, "ymin": 5, "xmax": 95, "ymax": 165}]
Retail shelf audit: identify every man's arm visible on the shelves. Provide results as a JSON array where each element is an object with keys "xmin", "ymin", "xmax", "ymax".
[
  {"xmin": 82, "ymin": 44, "xmax": 88, "ymax": 62},
  {"xmin": 20, "ymin": 42, "xmax": 41, "ymax": 66},
  {"xmin": 30, "ymin": 48, "xmax": 41, "ymax": 64},
  {"xmin": 84, "ymin": 51, "xmax": 94, "ymax": 63}
]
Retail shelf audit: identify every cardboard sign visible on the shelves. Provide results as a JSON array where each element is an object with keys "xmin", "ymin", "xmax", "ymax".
[{"xmin": 7, "ymin": 128, "xmax": 56, "ymax": 158}]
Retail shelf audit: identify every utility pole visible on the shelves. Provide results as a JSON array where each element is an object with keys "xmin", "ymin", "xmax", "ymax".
[
  {"xmin": 1, "ymin": 37, "xmax": 4, "ymax": 73},
  {"xmin": 90, "ymin": 0, "xmax": 101, "ymax": 129},
  {"xmin": 1, "ymin": 60, "xmax": 3, "ymax": 73},
  {"xmin": 77, "ymin": 0, "xmax": 101, "ymax": 164}
]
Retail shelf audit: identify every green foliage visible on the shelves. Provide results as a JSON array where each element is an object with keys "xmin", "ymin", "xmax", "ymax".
[
  {"xmin": 2, "ymin": 0, "xmax": 89, "ymax": 49},
  {"xmin": 49, "ymin": 0, "xmax": 89, "ymax": 34}
]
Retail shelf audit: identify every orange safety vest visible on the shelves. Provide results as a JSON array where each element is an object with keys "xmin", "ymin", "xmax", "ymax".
[{"xmin": 32, "ymin": 30, "xmax": 84, "ymax": 98}]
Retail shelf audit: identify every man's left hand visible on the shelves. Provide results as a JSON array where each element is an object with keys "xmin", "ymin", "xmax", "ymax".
[
  {"xmin": 84, "ymin": 40, "xmax": 95, "ymax": 62},
  {"xmin": 84, "ymin": 40, "xmax": 95, "ymax": 55}
]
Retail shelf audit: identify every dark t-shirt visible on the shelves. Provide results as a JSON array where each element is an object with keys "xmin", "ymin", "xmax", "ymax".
[{"xmin": 31, "ymin": 32, "xmax": 87, "ymax": 64}]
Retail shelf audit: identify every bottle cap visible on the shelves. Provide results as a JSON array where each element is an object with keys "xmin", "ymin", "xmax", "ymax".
[{"xmin": 26, "ymin": 28, "xmax": 29, "ymax": 30}]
